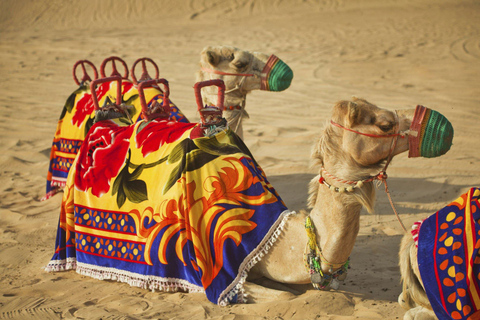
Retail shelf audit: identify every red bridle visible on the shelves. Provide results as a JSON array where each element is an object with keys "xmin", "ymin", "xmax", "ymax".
[
  {"xmin": 329, "ymin": 112, "xmax": 405, "ymax": 173},
  {"xmin": 200, "ymin": 68, "xmax": 256, "ymax": 78},
  {"xmin": 329, "ymin": 120, "xmax": 407, "ymax": 138},
  {"xmin": 323, "ymin": 112, "xmax": 408, "ymax": 232}
]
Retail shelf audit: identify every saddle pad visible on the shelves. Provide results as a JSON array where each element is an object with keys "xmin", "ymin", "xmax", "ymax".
[
  {"xmin": 45, "ymin": 119, "xmax": 292, "ymax": 305},
  {"xmin": 43, "ymin": 80, "xmax": 188, "ymax": 200}
]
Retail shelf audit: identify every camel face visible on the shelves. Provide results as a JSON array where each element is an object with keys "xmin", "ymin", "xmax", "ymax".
[
  {"xmin": 331, "ymin": 98, "xmax": 414, "ymax": 167},
  {"xmin": 198, "ymin": 45, "xmax": 293, "ymax": 95},
  {"xmin": 197, "ymin": 46, "xmax": 293, "ymax": 139},
  {"xmin": 330, "ymin": 98, "xmax": 453, "ymax": 167}
]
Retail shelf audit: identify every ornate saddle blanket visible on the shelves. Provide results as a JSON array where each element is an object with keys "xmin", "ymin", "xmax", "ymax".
[
  {"xmin": 416, "ymin": 187, "xmax": 480, "ymax": 319},
  {"xmin": 43, "ymin": 80, "xmax": 189, "ymax": 200},
  {"xmin": 45, "ymin": 119, "xmax": 291, "ymax": 305}
]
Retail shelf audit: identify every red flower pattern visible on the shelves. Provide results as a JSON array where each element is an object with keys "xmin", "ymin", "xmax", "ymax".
[
  {"xmin": 135, "ymin": 120, "xmax": 195, "ymax": 157},
  {"xmin": 72, "ymin": 81, "xmax": 134, "ymax": 126},
  {"xmin": 75, "ymin": 121, "xmax": 134, "ymax": 197}
]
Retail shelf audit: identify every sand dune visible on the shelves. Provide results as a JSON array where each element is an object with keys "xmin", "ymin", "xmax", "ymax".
[{"xmin": 0, "ymin": 0, "xmax": 479, "ymax": 318}]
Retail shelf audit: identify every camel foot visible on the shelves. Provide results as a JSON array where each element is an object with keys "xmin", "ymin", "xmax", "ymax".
[{"xmin": 403, "ymin": 306, "xmax": 436, "ymax": 320}]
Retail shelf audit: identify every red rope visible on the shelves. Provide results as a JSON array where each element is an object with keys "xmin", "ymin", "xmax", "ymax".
[
  {"xmin": 321, "ymin": 113, "xmax": 408, "ymax": 234},
  {"xmin": 321, "ymin": 168, "xmax": 408, "ymax": 234},
  {"xmin": 330, "ymin": 120, "xmax": 404, "ymax": 138},
  {"xmin": 201, "ymin": 68, "xmax": 255, "ymax": 77},
  {"xmin": 382, "ymin": 178, "xmax": 408, "ymax": 233}
]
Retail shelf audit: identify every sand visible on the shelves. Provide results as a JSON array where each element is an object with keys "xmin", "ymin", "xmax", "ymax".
[{"xmin": 0, "ymin": 0, "xmax": 479, "ymax": 319}]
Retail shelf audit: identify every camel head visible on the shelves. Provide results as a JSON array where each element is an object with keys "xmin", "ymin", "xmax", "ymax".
[
  {"xmin": 318, "ymin": 98, "xmax": 453, "ymax": 172},
  {"xmin": 328, "ymin": 98, "xmax": 413, "ymax": 168},
  {"xmin": 196, "ymin": 45, "xmax": 293, "ymax": 138},
  {"xmin": 307, "ymin": 98, "xmax": 453, "ymax": 287}
]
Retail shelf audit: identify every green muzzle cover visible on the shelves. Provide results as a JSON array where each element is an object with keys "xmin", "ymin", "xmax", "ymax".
[
  {"xmin": 260, "ymin": 55, "xmax": 293, "ymax": 92},
  {"xmin": 408, "ymin": 105, "xmax": 453, "ymax": 158}
]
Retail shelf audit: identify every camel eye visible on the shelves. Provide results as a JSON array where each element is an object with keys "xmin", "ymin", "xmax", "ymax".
[
  {"xmin": 233, "ymin": 61, "xmax": 247, "ymax": 69},
  {"xmin": 378, "ymin": 123, "xmax": 394, "ymax": 132}
]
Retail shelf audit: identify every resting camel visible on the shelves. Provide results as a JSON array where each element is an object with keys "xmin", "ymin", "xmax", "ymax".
[
  {"xmin": 399, "ymin": 187, "xmax": 479, "ymax": 320},
  {"xmin": 247, "ymin": 99, "xmax": 453, "ymax": 293},
  {"xmin": 196, "ymin": 45, "xmax": 293, "ymax": 139},
  {"xmin": 43, "ymin": 46, "xmax": 292, "ymax": 200}
]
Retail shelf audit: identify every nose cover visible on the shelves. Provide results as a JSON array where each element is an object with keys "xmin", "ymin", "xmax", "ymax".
[
  {"xmin": 408, "ymin": 105, "xmax": 453, "ymax": 158},
  {"xmin": 260, "ymin": 55, "xmax": 293, "ymax": 92}
]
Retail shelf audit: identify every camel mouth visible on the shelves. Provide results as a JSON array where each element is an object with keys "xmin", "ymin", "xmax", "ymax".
[
  {"xmin": 408, "ymin": 105, "xmax": 454, "ymax": 158},
  {"xmin": 260, "ymin": 55, "xmax": 293, "ymax": 92}
]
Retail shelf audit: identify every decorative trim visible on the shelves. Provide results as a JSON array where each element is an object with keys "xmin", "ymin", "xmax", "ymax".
[
  {"xmin": 51, "ymin": 178, "xmax": 67, "ymax": 188},
  {"xmin": 319, "ymin": 167, "xmax": 380, "ymax": 193},
  {"xmin": 44, "ymin": 210, "xmax": 295, "ymax": 306},
  {"xmin": 411, "ymin": 220, "xmax": 424, "ymax": 247},
  {"xmin": 41, "ymin": 181, "xmax": 65, "ymax": 201},
  {"xmin": 40, "ymin": 189, "xmax": 59, "ymax": 201},
  {"xmin": 44, "ymin": 257, "xmax": 77, "ymax": 272},
  {"xmin": 46, "ymin": 258, "xmax": 205, "ymax": 294},
  {"xmin": 218, "ymin": 209, "xmax": 296, "ymax": 305},
  {"xmin": 76, "ymin": 262, "xmax": 205, "ymax": 294},
  {"xmin": 223, "ymin": 106, "xmax": 243, "ymax": 111}
]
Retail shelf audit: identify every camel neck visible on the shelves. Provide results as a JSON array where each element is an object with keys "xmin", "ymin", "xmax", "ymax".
[{"xmin": 310, "ymin": 183, "xmax": 363, "ymax": 274}]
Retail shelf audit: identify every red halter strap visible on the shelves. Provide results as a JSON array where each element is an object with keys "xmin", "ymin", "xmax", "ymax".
[
  {"xmin": 200, "ymin": 68, "xmax": 255, "ymax": 77},
  {"xmin": 322, "ymin": 113, "xmax": 408, "ymax": 233},
  {"xmin": 330, "ymin": 120, "xmax": 404, "ymax": 138}
]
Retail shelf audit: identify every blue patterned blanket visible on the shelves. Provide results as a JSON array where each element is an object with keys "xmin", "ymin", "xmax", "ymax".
[{"xmin": 417, "ymin": 187, "xmax": 480, "ymax": 319}]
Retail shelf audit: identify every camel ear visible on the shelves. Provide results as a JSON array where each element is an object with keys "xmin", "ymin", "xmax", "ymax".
[
  {"xmin": 205, "ymin": 50, "xmax": 220, "ymax": 67},
  {"xmin": 333, "ymin": 101, "xmax": 360, "ymax": 127}
]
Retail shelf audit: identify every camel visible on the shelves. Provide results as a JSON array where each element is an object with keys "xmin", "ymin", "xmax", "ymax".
[
  {"xmin": 43, "ymin": 46, "xmax": 292, "ymax": 199},
  {"xmin": 247, "ymin": 98, "xmax": 453, "ymax": 296},
  {"xmin": 398, "ymin": 187, "xmax": 480, "ymax": 320},
  {"xmin": 196, "ymin": 45, "xmax": 293, "ymax": 139}
]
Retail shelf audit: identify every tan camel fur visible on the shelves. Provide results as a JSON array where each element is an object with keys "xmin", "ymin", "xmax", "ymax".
[
  {"xmin": 196, "ymin": 45, "xmax": 290, "ymax": 139},
  {"xmin": 246, "ymin": 98, "xmax": 417, "ymax": 300},
  {"xmin": 398, "ymin": 233, "xmax": 438, "ymax": 319}
]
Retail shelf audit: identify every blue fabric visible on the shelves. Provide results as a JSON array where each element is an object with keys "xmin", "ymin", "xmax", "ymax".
[{"xmin": 418, "ymin": 187, "xmax": 480, "ymax": 319}]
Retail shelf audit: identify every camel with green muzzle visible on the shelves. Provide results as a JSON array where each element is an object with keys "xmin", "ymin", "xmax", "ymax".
[
  {"xmin": 245, "ymin": 98, "xmax": 453, "ymax": 301},
  {"xmin": 43, "ymin": 46, "xmax": 293, "ymax": 200},
  {"xmin": 197, "ymin": 45, "xmax": 293, "ymax": 140}
]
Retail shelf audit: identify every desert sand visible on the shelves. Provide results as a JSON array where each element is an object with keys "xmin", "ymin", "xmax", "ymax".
[{"xmin": 0, "ymin": 0, "xmax": 479, "ymax": 319}]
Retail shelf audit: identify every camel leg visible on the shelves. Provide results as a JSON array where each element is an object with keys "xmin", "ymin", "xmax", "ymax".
[{"xmin": 243, "ymin": 280, "xmax": 297, "ymax": 304}]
